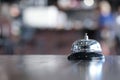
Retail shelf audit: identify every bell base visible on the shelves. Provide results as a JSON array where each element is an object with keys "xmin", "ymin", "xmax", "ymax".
[{"xmin": 68, "ymin": 52, "xmax": 104, "ymax": 60}]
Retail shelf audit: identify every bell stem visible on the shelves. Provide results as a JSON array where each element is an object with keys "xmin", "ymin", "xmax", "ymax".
[{"xmin": 84, "ymin": 33, "xmax": 89, "ymax": 40}]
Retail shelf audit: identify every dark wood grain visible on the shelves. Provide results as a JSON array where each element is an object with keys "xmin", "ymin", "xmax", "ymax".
[{"xmin": 0, "ymin": 55, "xmax": 119, "ymax": 80}]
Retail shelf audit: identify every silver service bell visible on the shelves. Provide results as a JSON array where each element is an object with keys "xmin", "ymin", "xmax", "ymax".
[{"xmin": 68, "ymin": 33, "xmax": 104, "ymax": 60}]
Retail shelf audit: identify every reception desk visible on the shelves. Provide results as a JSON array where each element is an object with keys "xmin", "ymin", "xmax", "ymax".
[{"xmin": 0, "ymin": 55, "xmax": 119, "ymax": 80}]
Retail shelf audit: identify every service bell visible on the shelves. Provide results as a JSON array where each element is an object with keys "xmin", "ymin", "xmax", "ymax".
[{"xmin": 68, "ymin": 33, "xmax": 104, "ymax": 60}]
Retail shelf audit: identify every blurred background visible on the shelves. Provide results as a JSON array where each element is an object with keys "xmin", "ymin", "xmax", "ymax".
[{"xmin": 0, "ymin": 0, "xmax": 120, "ymax": 55}]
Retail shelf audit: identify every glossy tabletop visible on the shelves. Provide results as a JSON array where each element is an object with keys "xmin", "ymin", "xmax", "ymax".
[{"xmin": 0, "ymin": 55, "xmax": 119, "ymax": 80}]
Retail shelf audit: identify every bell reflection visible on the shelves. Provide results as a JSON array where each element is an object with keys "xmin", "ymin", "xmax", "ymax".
[{"xmin": 88, "ymin": 61, "xmax": 104, "ymax": 80}]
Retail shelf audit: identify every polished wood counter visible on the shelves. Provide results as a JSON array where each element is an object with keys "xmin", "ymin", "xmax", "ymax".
[{"xmin": 0, "ymin": 55, "xmax": 119, "ymax": 80}]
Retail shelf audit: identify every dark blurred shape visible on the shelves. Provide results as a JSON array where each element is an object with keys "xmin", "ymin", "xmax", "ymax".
[
  {"xmin": 0, "ymin": 0, "xmax": 20, "ymax": 3},
  {"xmin": 108, "ymin": 0, "xmax": 120, "ymax": 11},
  {"xmin": 0, "ymin": 16, "xmax": 14, "ymax": 54},
  {"xmin": 48, "ymin": 0, "xmax": 58, "ymax": 6}
]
